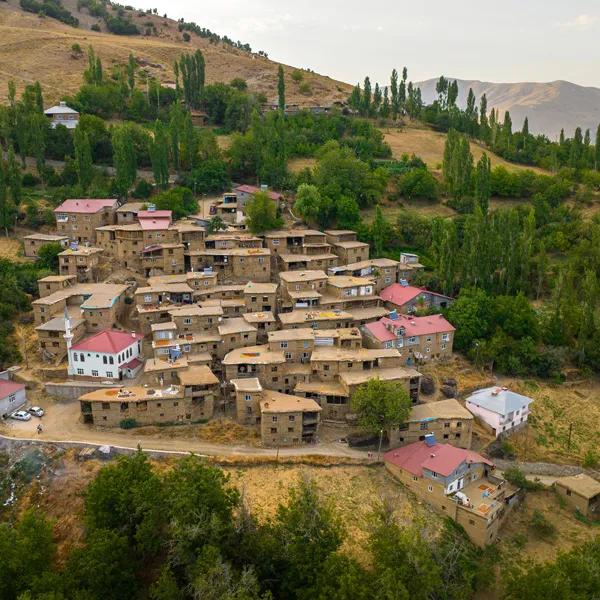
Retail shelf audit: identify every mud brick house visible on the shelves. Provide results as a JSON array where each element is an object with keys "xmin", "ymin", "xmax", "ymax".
[
  {"xmin": 278, "ymin": 308, "xmax": 354, "ymax": 330},
  {"xmin": 381, "ymin": 284, "xmax": 454, "ymax": 313},
  {"xmin": 23, "ymin": 233, "xmax": 69, "ymax": 258},
  {"xmin": 188, "ymin": 248, "xmax": 271, "ymax": 283},
  {"xmin": 398, "ymin": 253, "xmax": 425, "ymax": 281},
  {"xmin": 58, "ymin": 246, "xmax": 103, "ymax": 282},
  {"xmin": 554, "ymin": 474, "xmax": 600, "ymax": 520},
  {"xmin": 243, "ymin": 282, "xmax": 278, "ymax": 313},
  {"xmin": 362, "ymin": 313, "xmax": 455, "ymax": 365},
  {"xmin": 279, "ymin": 270, "xmax": 328, "ymax": 310},
  {"xmin": 54, "ymin": 198, "xmax": 117, "ymax": 243},
  {"xmin": 234, "ymin": 185, "xmax": 283, "ymax": 210},
  {"xmin": 79, "ymin": 384, "xmax": 215, "ymax": 427},
  {"xmin": 385, "ymin": 436, "xmax": 518, "ymax": 546},
  {"xmin": 36, "ymin": 314, "xmax": 86, "ymax": 362},
  {"xmin": 389, "ymin": 399, "xmax": 474, "ymax": 449},
  {"xmin": 329, "ymin": 258, "xmax": 401, "ymax": 294},
  {"xmin": 67, "ymin": 329, "xmax": 143, "ymax": 381},
  {"xmin": 259, "ymin": 390, "xmax": 321, "ymax": 447},
  {"xmin": 37, "ymin": 275, "xmax": 77, "ymax": 298},
  {"xmin": 243, "ymin": 311, "xmax": 277, "ymax": 342}
]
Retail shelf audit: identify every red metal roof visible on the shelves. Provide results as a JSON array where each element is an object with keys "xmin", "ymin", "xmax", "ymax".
[
  {"xmin": 71, "ymin": 329, "xmax": 142, "ymax": 354},
  {"xmin": 139, "ymin": 217, "xmax": 172, "ymax": 231},
  {"xmin": 380, "ymin": 284, "xmax": 452, "ymax": 308},
  {"xmin": 0, "ymin": 380, "xmax": 25, "ymax": 398},
  {"xmin": 385, "ymin": 441, "xmax": 493, "ymax": 477},
  {"xmin": 122, "ymin": 357, "xmax": 142, "ymax": 370},
  {"xmin": 138, "ymin": 210, "xmax": 172, "ymax": 219},
  {"xmin": 234, "ymin": 185, "xmax": 282, "ymax": 201},
  {"xmin": 365, "ymin": 314, "xmax": 455, "ymax": 342},
  {"xmin": 54, "ymin": 199, "xmax": 117, "ymax": 214}
]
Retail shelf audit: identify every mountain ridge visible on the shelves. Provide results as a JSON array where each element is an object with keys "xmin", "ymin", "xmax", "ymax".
[{"xmin": 416, "ymin": 77, "xmax": 600, "ymax": 140}]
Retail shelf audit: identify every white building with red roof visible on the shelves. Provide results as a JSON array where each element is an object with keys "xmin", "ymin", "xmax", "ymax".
[
  {"xmin": 67, "ymin": 329, "xmax": 143, "ymax": 381},
  {"xmin": 0, "ymin": 378, "xmax": 26, "ymax": 418},
  {"xmin": 363, "ymin": 313, "xmax": 455, "ymax": 364},
  {"xmin": 380, "ymin": 283, "xmax": 453, "ymax": 313},
  {"xmin": 384, "ymin": 435, "xmax": 516, "ymax": 546}
]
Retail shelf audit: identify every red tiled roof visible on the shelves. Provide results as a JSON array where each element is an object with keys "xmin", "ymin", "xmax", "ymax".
[
  {"xmin": 54, "ymin": 199, "xmax": 117, "ymax": 214},
  {"xmin": 0, "ymin": 380, "xmax": 25, "ymax": 398},
  {"xmin": 380, "ymin": 284, "xmax": 452, "ymax": 307},
  {"xmin": 366, "ymin": 314, "xmax": 455, "ymax": 342},
  {"xmin": 122, "ymin": 357, "xmax": 142, "ymax": 370},
  {"xmin": 235, "ymin": 185, "xmax": 282, "ymax": 201},
  {"xmin": 71, "ymin": 330, "xmax": 142, "ymax": 354},
  {"xmin": 384, "ymin": 441, "xmax": 493, "ymax": 477}
]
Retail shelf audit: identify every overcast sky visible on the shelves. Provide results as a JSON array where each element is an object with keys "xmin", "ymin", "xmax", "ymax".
[{"xmin": 133, "ymin": 0, "xmax": 600, "ymax": 88}]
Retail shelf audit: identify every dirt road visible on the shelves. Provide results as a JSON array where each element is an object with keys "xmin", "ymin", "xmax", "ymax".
[{"xmin": 0, "ymin": 399, "xmax": 367, "ymax": 459}]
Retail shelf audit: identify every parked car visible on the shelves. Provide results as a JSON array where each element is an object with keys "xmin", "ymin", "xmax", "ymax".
[
  {"xmin": 10, "ymin": 410, "xmax": 31, "ymax": 421},
  {"xmin": 28, "ymin": 406, "xmax": 44, "ymax": 417}
]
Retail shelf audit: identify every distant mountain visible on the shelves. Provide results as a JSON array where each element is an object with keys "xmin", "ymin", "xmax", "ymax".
[{"xmin": 417, "ymin": 78, "xmax": 600, "ymax": 140}]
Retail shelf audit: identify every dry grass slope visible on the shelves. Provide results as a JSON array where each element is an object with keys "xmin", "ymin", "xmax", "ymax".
[{"xmin": 0, "ymin": 2, "xmax": 351, "ymax": 104}]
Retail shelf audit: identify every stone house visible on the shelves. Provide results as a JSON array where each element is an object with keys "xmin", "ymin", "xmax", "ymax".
[
  {"xmin": 188, "ymin": 248, "xmax": 271, "ymax": 283},
  {"xmin": 58, "ymin": 246, "xmax": 103, "ymax": 282},
  {"xmin": 243, "ymin": 282, "xmax": 278, "ymax": 313},
  {"xmin": 385, "ymin": 437, "xmax": 518, "ymax": 546},
  {"xmin": 554, "ymin": 474, "xmax": 600, "ymax": 519},
  {"xmin": 54, "ymin": 198, "xmax": 117, "ymax": 243},
  {"xmin": 329, "ymin": 240, "xmax": 370, "ymax": 264},
  {"xmin": 389, "ymin": 399, "xmax": 474, "ymax": 449},
  {"xmin": 329, "ymin": 258, "xmax": 401, "ymax": 294},
  {"xmin": 37, "ymin": 275, "xmax": 77, "ymax": 298},
  {"xmin": 36, "ymin": 314, "xmax": 86, "ymax": 362},
  {"xmin": 23, "ymin": 233, "xmax": 69, "ymax": 258}
]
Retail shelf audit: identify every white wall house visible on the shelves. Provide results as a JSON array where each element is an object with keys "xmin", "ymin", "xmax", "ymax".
[
  {"xmin": 465, "ymin": 386, "xmax": 533, "ymax": 438},
  {"xmin": 0, "ymin": 379, "xmax": 27, "ymax": 418},
  {"xmin": 44, "ymin": 102, "xmax": 80, "ymax": 129},
  {"xmin": 67, "ymin": 329, "xmax": 143, "ymax": 380}
]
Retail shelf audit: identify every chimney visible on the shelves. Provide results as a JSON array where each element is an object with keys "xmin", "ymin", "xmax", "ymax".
[{"xmin": 424, "ymin": 433, "xmax": 436, "ymax": 447}]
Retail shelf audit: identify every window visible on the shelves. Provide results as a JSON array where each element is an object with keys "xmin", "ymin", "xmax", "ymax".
[
  {"xmin": 419, "ymin": 422, "xmax": 428, "ymax": 430},
  {"xmin": 106, "ymin": 371, "xmax": 113, "ymax": 378},
  {"xmin": 444, "ymin": 422, "xmax": 450, "ymax": 428},
  {"xmin": 289, "ymin": 415, "xmax": 295, "ymax": 421},
  {"xmin": 91, "ymin": 370, "xmax": 99, "ymax": 377},
  {"xmin": 427, "ymin": 485, "xmax": 433, "ymax": 492},
  {"xmin": 285, "ymin": 352, "xmax": 292, "ymax": 360},
  {"xmin": 412, "ymin": 475, "xmax": 418, "ymax": 481},
  {"xmin": 77, "ymin": 368, "xmax": 84, "ymax": 375},
  {"xmin": 80, "ymin": 353, "xmax": 85, "ymax": 362},
  {"xmin": 144, "ymin": 294, "xmax": 152, "ymax": 303},
  {"xmin": 426, "ymin": 336, "xmax": 432, "ymax": 342},
  {"xmin": 109, "ymin": 356, "xmax": 114, "ymax": 364},
  {"xmin": 73, "ymin": 353, "xmax": 78, "ymax": 362},
  {"xmin": 271, "ymin": 366, "xmax": 278, "ymax": 372},
  {"xmin": 442, "ymin": 333, "xmax": 450, "ymax": 342},
  {"xmin": 288, "ymin": 427, "xmax": 294, "ymax": 432},
  {"xmin": 270, "ymin": 427, "xmax": 277, "ymax": 433},
  {"xmin": 456, "ymin": 422, "xmax": 462, "ymax": 428},
  {"xmin": 280, "ymin": 341, "xmax": 288, "ymax": 348},
  {"xmin": 455, "ymin": 433, "xmax": 461, "ymax": 439},
  {"xmin": 102, "ymin": 402, "xmax": 110, "ymax": 410},
  {"xmin": 272, "ymin": 416, "xmax": 278, "ymax": 422},
  {"xmin": 8, "ymin": 394, "xmax": 15, "ymax": 404},
  {"xmin": 566, "ymin": 489, "xmax": 572, "ymax": 496},
  {"xmin": 184, "ymin": 318, "xmax": 193, "ymax": 325},
  {"xmin": 244, "ymin": 394, "xmax": 252, "ymax": 401},
  {"xmin": 272, "ymin": 239, "xmax": 280, "ymax": 246},
  {"xmin": 385, "ymin": 277, "xmax": 391, "ymax": 283},
  {"xmin": 103, "ymin": 356, "xmax": 108, "ymax": 364}
]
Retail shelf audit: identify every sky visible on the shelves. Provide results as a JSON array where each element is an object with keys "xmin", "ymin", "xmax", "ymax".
[{"xmin": 132, "ymin": 0, "xmax": 600, "ymax": 88}]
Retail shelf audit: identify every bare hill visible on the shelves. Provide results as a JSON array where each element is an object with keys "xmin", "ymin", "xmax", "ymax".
[
  {"xmin": 417, "ymin": 77, "xmax": 600, "ymax": 140},
  {"xmin": 0, "ymin": 1, "xmax": 351, "ymax": 104}
]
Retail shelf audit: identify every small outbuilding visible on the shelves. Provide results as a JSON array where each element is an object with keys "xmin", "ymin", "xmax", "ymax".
[{"xmin": 554, "ymin": 474, "xmax": 600, "ymax": 519}]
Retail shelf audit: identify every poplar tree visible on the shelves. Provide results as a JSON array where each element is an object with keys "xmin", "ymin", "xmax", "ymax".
[
  {"xmin": 127, "ymin": 54, "xmax": 136, "ymax": 92},
  {"xmin": 348, "ymin": 84, "xmax": 361, "ymax": 112},
  {"xmin": 362, "ymin": 77, "xmax": 372, "ymax": 116},
  {"xmin": 380, "ymin": 87, "xmax": 390, "ymax": 119},
  {"xmin": 595, "ymin": 124, "xmax": 600, "ymax": 170},
  {"xmin": 112, "ymin": 126, "xmax": 137, "ymax": 198},
  {"xmin": 277, "ymin": 65, "xmax": 285, "ymax": 112},
  {"xmin": 479, "ymin": 94, "xmax": 489, "ymax": 141},
  {"xmin": 372, "ymin": 83, "xmax": 382, "ymax": 113},
  {"xmin": 74, "ymin": 127, "xmax": 93, "ymax": 192},
  {"xmin": 169, "ymin": 103, "xmax": 184, "ymax": 171},
  {"xmin": 475, "ymin": 153, "xmax": 491, "ymax": 214},
  {"xmin": 150, "ymin": 120, "xmax": 170, "ymax": 189},
  {"xmin": 6, "ymin": 147, "xmax": 21, "ymax": 206},
  {"xmin": 0, "ymin": 161, "xmax": 16, "ymax": 236},
  {"xmin": 569, "ymin": 127, "xmax": 583, "ymax": 168},
  {"xmin": 371, "ymin": 205, "xmax": 387, "ymax": 257},
  {"xmin": 390, "ymin": 69, "xmax": 399, "ymax": 120}
]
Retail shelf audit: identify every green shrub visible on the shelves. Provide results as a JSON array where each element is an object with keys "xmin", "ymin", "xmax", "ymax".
[
  {"xmin": 91, "ymin": 22, "xmax": 101, "ymax": 31},
  {"xmin": 299, "ymin": 82, "xmax": 311, "ymax": 95},
  {"xmin": 503, "ymin": 466, "xmax": 543, "ymax": 491},
  {"xmin": 119, "ymin": 418, "xmax": 138, "ymax": 429},
  {"xmin": 132, "ymin": 179, "xmax": 153, "ymax": 199},
  {"xmin": 529, "ymin": 509, "xmax": 556, "ymax": 538},
  {"xmin": 22, "ymin": 173, "xmax": 41, "ymax": 187},
  {"xmin": 291, "ymin": 70, "xmax": 303, "ymax": 83},
  {"xmin": 182, "ymin": 32, "xmax": 190, "ymax": 42},
  {"xmin": 582, "ymin": 448, "xmax": 599, "ymax": 468}
]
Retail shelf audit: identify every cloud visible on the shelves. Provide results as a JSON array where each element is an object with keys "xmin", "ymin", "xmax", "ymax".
[{"xmin": 558, "ymin": 14, "xmax": 599, "ymax": 31}]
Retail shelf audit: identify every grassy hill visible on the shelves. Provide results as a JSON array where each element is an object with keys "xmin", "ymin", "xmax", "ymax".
[{"xmin": 0, "ymin": 0, "xmax": 352, "ymax": 104}]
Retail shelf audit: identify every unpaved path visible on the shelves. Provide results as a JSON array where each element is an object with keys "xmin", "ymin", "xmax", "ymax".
[{"xmin": 0, "ymin": 399, "xmax": 367, "ymax": 459}]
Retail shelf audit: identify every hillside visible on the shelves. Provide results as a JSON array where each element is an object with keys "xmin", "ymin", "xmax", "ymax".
[
  {"xmin": 417, "ymin": 77, "xmax": 600, "ymax": 140},
  {"xmin": 0, "ymin": 0, "xmax": 351, "ymax": 104}
]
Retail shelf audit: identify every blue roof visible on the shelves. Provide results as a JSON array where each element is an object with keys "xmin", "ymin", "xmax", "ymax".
[{"xmin": 466, "ymin": 386, "xmax": 533, "ymax": 416}]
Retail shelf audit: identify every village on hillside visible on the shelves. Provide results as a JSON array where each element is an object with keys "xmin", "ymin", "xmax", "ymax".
[{"xmin": 2, "ymin": 177, "xmax": 597, "ymax": 549}]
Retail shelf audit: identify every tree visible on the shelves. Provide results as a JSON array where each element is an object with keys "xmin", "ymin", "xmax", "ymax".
[
  {"xmin": 277, "ymin": 65, "xmax": 285, "ymax": 112},
  {"xmin": 390, "ymin": 68, "xmax": 399, "ymax": 120},
  {"xmin": 127, "ymin": 53, "xmax": 136, "ymax": 91},
  {"xmin": 73, "ymin": 127, "xmax": 93, "ymax": 192},
  {"xmin": 595, "ymin": 124, "xmax": 600, "ymax": 170},
  {"xmin": 6, "ymin": 146, "xmax": 21, "ymax": 206},
  {"xmin": 207, "ymin": 215, "xmax": 227, "ymax": 233},
  {"xmin": 150, "ymin": 120, "xmax": 170, "ymax": 189},
  {"xmin": 351, "ymin": 378, "xmax": 412, "ymax": 446},
  {"xmin": 370, "ymin": 205, "xmax": 389, "ymax": 257},
  {"xmin": 335, "ymin": 195, "xmax": 360, "ymax": 229},
  {"xmin": 111, "ymin": 125, "xmax": 137, "ymax": 198},
  {"xmin": 246, "ymin": 191, "xmax": 282, "ymax": 233},
  {"xmin": 0, "ymin": 161, "xmax": 16, "ymax": 236},
  {"xmin": 361, "ymin": 76, "xmax": 371, "ymax": 116},
  {"xmin": 475, "ymin": 153, "xmax": 491, "ymax": 214},
  {"xmin": 154, "ymin": 187, "xmax": 198, "ymax": 219},
  {"xmin": 273, "ymin": 477, "xmax": 343, "ymax": 599},
  {"xmin": 37, "ymin": 243, "xmax": 63, "ymax": 271}
]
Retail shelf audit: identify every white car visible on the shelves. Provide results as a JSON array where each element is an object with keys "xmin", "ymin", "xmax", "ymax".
[
  {"xmin": 28, "ymin": 406, "xmax": 45, "ymax": 417},
  {"xmin": 10, "ymin": 410, "xmax": 31, "ymax": 421}
]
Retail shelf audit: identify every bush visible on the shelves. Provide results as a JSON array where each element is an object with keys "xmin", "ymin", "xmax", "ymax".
[
  {"xmin": 182, "ymin": 32, "xmax": 190, "ymax": 42},
  {"xmin": 71, "ymin": 43, "xmax": 82, "ymax": 54},
  {"xmin": 503, "ymin": 466, "xmax": 543, "ymax": 491},
  {"xmin": 22, "ymin": 173, "xmax": 41, "ymax": 187},
  {"xmin": 91, "ymin": 22, "xmax": 101, "ymax": 31},
  {"xmin": 582, "ymin": 448, "xmax": 598, "ymax": 468},
  {"xmin": 299, "ymin": 82, "xmax": 311, "ymax": 95},
  {"xmin": 396, "ymin": 169, "xmax": 439, "ymax": 201},
  {"xmin": 132, "ymin": 179, "xmax": 153, "ymax": 199},
  {"xmin": 291, "ymin": 70, "xmax": 303, "ymax": 83},
  {"xmin": 529, "ymin": 510, "xmax": 556, "ymax": 539},
  {"xmin": 119, "ymin": 418, "xmax": 138, "ymax": 429}
]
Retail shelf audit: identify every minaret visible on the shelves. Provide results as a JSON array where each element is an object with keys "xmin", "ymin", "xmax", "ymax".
[{"xmin": 63, "ymin": 308, "xmax": 74, "ymax": 375}]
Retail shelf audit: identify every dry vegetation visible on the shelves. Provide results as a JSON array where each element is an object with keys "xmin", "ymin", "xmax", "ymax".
[
  {"xmin": 0, "ymin": 2, "xmax": 351, "ymax": 105},
  {"xmin": 383, "ymin": 124, "xmax": 548, "ymax": 174}
]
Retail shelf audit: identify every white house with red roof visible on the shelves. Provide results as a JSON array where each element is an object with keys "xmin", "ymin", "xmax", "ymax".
[
  {"xmin": 363, "ymin": 313, "xmax": 455, "ymax": 364},
  {"xmin": 67, "ymin": 329, "xmax": 143, "ymax": 381},
  {"xmin": 0, "ymin": 378, "xmax": 26, "ymax": 418},
  {"xmin": 384, "ymin": 435, "xmax": 516, "ymax": 546},
  {"xmin": 380, "ymin": 283, "xmax": 453, "ymax": 314}
]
